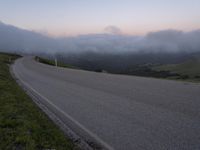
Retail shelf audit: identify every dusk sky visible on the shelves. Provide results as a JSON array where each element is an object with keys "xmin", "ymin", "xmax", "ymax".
[{"xmin": 0, "ymin": 0, "xmax": 200, "ymax": 36}]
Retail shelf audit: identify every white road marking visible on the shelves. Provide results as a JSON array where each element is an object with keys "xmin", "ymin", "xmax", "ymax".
[{"xmin": 13, "ymin": 64, "xmax": 114, "ymax": 150}]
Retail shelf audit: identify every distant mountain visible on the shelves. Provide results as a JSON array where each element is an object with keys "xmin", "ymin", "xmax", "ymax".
[{"xmin": 55, "ymin": 50, "xmax": 200, "ymax": 73}]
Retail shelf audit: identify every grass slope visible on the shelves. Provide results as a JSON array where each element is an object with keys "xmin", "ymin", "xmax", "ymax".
[
  {"xmin": 35, "ymin": 56, "xmax": 76, "ymax": 69},
  {"xmin": 153, "ymin": 58, "xmax": 200, "ymax": 81},
  {"xmin": 0, "ymin": 53, "xmax": 75, "ymax": 150}
]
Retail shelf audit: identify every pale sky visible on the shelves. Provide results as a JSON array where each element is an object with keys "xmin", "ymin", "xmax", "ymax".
[{"xmin": 0, "ymin": 0, "xmax": 200, "ymax": 36}]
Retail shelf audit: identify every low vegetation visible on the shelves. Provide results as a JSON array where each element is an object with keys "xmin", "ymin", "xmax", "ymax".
[
  {"xmin": 153, "ymin": 58, "xmax": 200, "ymax": 82},
  {"xmin": 37, "ymin": 54, "xmax": 200, "ymax": 82},
  {"xmin": 35, "ymin": 56, "xmax": 76, "ymax": 69},
  {"xmin": 0, "ymin": 53, "xmax": 75, "ymax": 150}
]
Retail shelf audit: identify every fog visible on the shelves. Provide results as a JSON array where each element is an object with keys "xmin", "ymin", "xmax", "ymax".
[{"xmin": 0, "ymin": 21, "xmax": 200, "ymax": 56}]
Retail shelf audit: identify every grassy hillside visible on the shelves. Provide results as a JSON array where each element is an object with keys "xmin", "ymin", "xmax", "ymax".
[
  {"xmin": 153, "ymin": 58, "xmax": 200, "ymax": 81},
  {"xmin": 37, "ymin": 54, "xmax": 200, "ymax": 82},
  {"xmin": 35, "ymin": 56, "xmax": 76, "ymax": 69},
  {"xmin": 0, "ymin": 53, "xmax": 75, "ymax": 150}
]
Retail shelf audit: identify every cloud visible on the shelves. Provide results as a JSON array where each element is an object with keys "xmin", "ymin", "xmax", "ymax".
[
  {"xmin": 60, "ymin": 29, "xmax": 200, "ymax": 54},
  {"xmin": 0, "ymin": 21, "xmax": 200, "ymax": 55},
  {"xmin": 104, "ymin": 25, "xmax": 122, "ymax": 35}
]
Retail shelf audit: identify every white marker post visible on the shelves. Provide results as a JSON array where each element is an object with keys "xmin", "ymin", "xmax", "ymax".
[
  {"xmin": 55, "ymin": 58, "xmax": 58, "ymax": 67},
  {"xmin": 9, "ymin": 57, "xmax": 11, "ymax": 63}
]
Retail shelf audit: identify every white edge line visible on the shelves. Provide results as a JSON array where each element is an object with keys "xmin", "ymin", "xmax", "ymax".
[{"xmin": 12, "ymin": 62, "xmax": 114, "ymax": 150}]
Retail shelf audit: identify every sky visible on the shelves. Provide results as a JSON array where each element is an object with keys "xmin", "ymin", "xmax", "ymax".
[{"xmin": 0, "ymin": 0, "xmax": 200, "ymax": 37}]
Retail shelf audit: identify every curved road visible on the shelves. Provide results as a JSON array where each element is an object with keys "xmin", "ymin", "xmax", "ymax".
[{"xmin": 12, "ymin": 57, "xmax": 200, "ymax": 150}]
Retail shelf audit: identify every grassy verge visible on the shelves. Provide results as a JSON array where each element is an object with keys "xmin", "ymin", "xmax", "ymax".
[
  {"xmin": 35, "ymin": 56, "xmax": 76, "ymax": 69},
  {"xmin": 0, "ymin": 53, "xmax": 75, "ymax": 150}
]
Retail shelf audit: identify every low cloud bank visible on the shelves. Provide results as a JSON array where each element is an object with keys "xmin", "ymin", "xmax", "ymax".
[
  {"xmin": 0, "ymin": 21, "xmax": 200, "ymax": 55},
  {"xmin": 60, "ymin": 29, "xmax": 200, "ymax": 54}
]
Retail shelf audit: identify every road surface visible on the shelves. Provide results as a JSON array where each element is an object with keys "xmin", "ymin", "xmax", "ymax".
[{"xmin": 12, "ymin": 57, "xmax": 200, "ymax": 150}]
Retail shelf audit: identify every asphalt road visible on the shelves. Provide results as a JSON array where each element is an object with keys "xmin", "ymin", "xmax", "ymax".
[{"xmin": 12, "ymin": 57, "xmax": 200, "ymax": 150}]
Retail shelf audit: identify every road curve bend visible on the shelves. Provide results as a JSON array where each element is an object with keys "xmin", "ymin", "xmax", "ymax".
[{"xmin": 12, "ymin": 57, "xmax": 200, "ymax": 150}]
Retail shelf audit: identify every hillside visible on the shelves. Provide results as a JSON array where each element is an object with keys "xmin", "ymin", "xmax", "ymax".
[{"xmin": 153, "ymin": 57, "xmax": 200, "ymax": 81}]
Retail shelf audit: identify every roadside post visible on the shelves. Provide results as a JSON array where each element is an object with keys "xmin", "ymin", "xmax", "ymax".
[
  {"xmin": 55, "ymin": 58, "xmax": 58, "ymax": 67},
  {"xmin": 9, "ymin": 57, "xmax": 11, "ymax": 63}
]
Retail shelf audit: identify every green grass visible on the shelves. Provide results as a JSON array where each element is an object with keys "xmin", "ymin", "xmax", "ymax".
[
  {"xmin": 35, "ymin": 56, "xmax": 76, "ymax": 69},
  {"xmin": 153, "ymin": 58, "xmax": 200, "ymax": 81},
  {"xmin": 36, "ymin": 55, "xmax": 200, "ymax": 82},
  {"xmin": 0, "ymin": 53, "xmax": 75, "ymax": 150}
]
